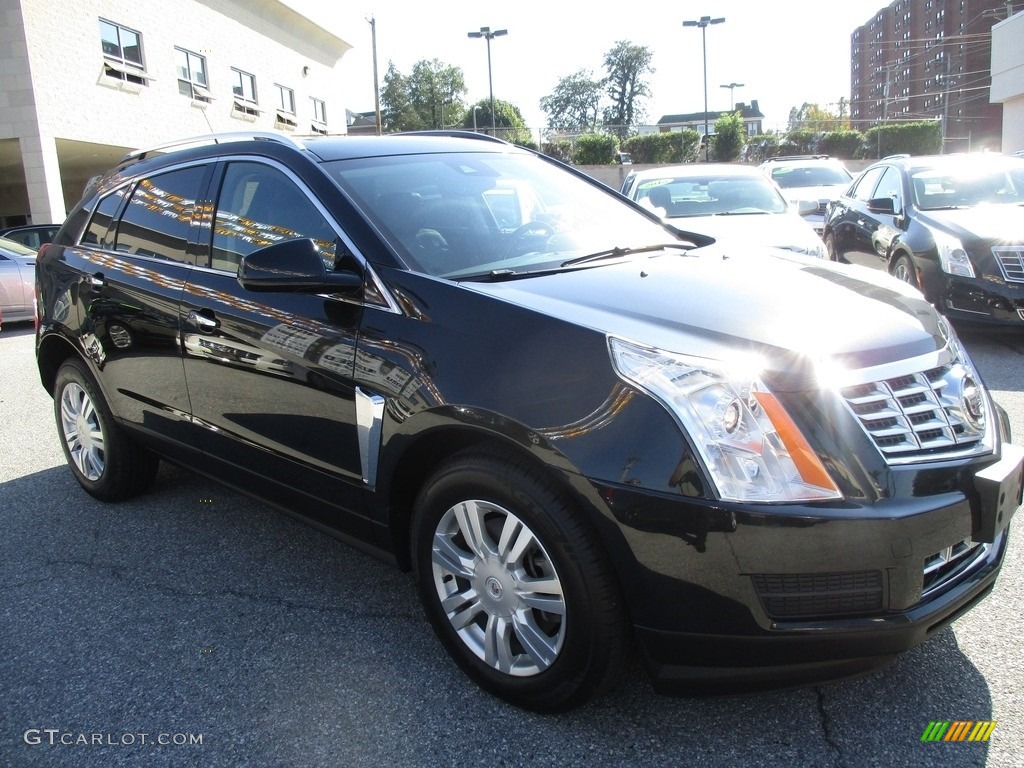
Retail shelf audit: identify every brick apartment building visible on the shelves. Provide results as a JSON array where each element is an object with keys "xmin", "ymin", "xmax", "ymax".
[{"xmin": 850, "ymin": 0, "xmax": 1012, "ymax": 151}]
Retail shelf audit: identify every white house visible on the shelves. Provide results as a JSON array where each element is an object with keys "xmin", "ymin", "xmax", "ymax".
[{"xmin": 0, "ymin": 0, "xmax": 353, "ymax": 228}]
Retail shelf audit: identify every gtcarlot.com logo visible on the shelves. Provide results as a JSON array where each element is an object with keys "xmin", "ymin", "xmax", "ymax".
[
  {"xmin": 24, "ymin": 729, "xmax": 203, "ymax": 747},
  {"xmin": 921, "ymin": 721, "xmax": 997, "ymax": 743}
]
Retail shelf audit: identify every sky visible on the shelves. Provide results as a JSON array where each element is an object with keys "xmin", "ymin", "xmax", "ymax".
[{"xmin": 295, "ymin": 0, "xmax": 895, "ymax": 134}]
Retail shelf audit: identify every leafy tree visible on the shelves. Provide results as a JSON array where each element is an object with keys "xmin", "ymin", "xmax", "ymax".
[
  {"xmin": 540, "ymin": 69, "xmax": 603, "ymax": 133},
  {"xmin": 601, "ymin": 41, "xmax": 654, "ymax": 138},
  {"xmin": 787, "ymin": 102, "xmax": 844, "ymax": 133},
  {"xmin": 462, "ymin": 98, "xmax": 531, "ymax": 144},
  {"xmin": 379, "ymin": 59, "xmax": 467, "ymax": 132},
  {"xmin": 379, "ymin": 63, "xmax": 418, "ymax": 132},
  {"xmin": 712, "ymin": 111, "xmax": 745, "ymax": 162}
]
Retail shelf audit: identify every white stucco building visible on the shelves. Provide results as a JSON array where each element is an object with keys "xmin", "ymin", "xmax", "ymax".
[
  {"xmin": 0, "ymin": 0, "xmax": 354, "ymax": 228},
  {"xmin": 990, "ymin": 9, "xmax": 1024, "ymax": 154}
]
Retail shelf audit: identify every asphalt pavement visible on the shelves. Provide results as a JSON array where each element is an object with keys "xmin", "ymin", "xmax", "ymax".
[{"xmin": 1, "ymin": 321, "xmax": 1022, "ymax": 768}]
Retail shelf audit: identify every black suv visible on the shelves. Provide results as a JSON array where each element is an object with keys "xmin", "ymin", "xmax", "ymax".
[
  {"xmin": 823, "ymin": 153, "xmax": 1024, "ymax": 326},
  {"xmin": 36, "ymin": 132, "xmax": 1023, "ymax": 711}
]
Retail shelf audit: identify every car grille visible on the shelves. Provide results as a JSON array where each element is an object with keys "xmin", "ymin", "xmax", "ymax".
[
  {"xmin": 839, "ymin": 364, "xmax": 985, "ymax": 462},
  {"xmin": 751, "ymin": 571, "xmax": 884, "ymax": 619},
  {"xmin": 921, "ymin": 538, "xmax": 991, "ymax": 600},
  {"xmin": 993, "ymin": 246, "xmax": 1024, "ymax": 284}
]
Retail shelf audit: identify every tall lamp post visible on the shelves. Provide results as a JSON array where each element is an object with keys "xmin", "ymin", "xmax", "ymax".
[
  {"xmin": 467, "ymin": 26, "xmax": 507, "ymax": 135},
  {"xmin": 720, "ymin": 82, "xmax": 744, "ymax": 111},
  {"xmin": 683, "ymin": 15, "xmax": 725, "ymax": 161}
]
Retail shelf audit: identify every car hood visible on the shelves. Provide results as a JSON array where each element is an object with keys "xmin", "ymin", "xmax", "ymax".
[
  {"xmin": 779, "ymin": 184, "xmax": 848, "ymax": 201},
  {"xmin": 464, "ymin": 247, "xmax": 945, "ymax": 388},
  {"xmin": 665, "ymin": 213, "xmax": 822, "ymax": 254},
  {"xmin": 917, "ymin": 205, "xmax": 1024, "ymax": 242}
]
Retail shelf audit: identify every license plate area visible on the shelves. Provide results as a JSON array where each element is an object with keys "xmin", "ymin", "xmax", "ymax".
[{"xmin": 973, "ymin": 442, "xmax": 1024, "ymax": 543}]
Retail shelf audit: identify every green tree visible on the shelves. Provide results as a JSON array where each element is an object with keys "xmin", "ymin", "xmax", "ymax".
[
  {"xmin": 601, "ymin": 41, "xmax": 654, "ymax": 138},
  {"xmin": 712, "ymin": 111, "xmax": 745, "ymax": 162},
  {"xmin": 540, "ymin": 69, "xmax": 603, "ymax": 133},
  {"xmin": 379, "ymin": 63, "xmax": 418, "ymax": 132},
  {"xmin": 379, "ymin": 59, "xmax": 467, "ymax": 132},
  {"xmin": 461, "ymin": 98, "xmax": 531, "ymax": 143},
  {"xmin": 787, "ymin": 102, "xmax": 844, "ymax": 133}
]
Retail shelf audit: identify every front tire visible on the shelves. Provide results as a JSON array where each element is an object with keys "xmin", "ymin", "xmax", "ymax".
[
  {"xmin": 892, "ymin": 253, "xmax": 920, "ymax": 290},
  {"xmin": 53, "ymin": 358, "xmax": 159, "ymax": 501},
  {"xmin": 411, "ymin": 447, "xmax": 628, "ymax": 711},
  {"xmin": 824, "ymin": 232, "xmax": 840, "ymax": 261}
]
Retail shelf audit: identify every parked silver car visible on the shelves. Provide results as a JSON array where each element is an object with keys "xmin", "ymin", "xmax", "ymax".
[{"xmin": 0, "ymin": 236, "xmax": 37, "ymax": 323}]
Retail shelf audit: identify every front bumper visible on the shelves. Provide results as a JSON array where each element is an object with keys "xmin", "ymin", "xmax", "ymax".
[
  {"xmin": 592, "ymin": 440, "xmax": 1022, "ymax": 694},
  {"xmin": 939, "ymin": 274, "xmax": 1024, "ymax": 326}
]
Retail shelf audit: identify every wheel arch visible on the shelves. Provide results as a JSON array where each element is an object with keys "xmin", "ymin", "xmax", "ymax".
[
  {"xmin": 376, "ymin": 416, "xmax": 625, "ymax": 575},
  {"xmin": 36, "ymin": 331, "xmax": 85, "ymax": 395}
]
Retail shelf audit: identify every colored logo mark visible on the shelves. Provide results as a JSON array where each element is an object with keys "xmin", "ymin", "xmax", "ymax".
[{"xmin": 921, "ymin": 721, "xmax": 997, "ymax": 742}]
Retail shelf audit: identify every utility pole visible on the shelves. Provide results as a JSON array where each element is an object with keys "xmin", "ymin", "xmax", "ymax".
[{"xmin": 367, "ymin": 16, "xmax": 381, "ymax": 135}]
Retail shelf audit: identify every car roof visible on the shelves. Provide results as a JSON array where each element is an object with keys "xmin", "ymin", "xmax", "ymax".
[
  {"xmin": 627, "ymin": 164, "xmax": 769, "ymax": 182},
  {"xmin": 867, "ymin": 153, "xmax": 1024, "ymax": 172}
]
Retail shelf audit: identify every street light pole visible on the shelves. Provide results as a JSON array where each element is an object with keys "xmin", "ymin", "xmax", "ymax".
[
  {"xmin": 720, "ymin": 82, "xmax": 744, "ymax": 111},
  {"xmin": 683, "ymin": 15, "xmax": 725, "ymax": 161},
  {"xmin": 467, "ymin": 26, "xmax": 507, "ymax": 135},
  {"xmin": 472, "ymin": 105, "xmax": 481, "ymax": 132}
]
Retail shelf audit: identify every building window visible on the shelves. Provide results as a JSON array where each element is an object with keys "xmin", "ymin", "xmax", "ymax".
[
  {"xmin": 99, "ymin": 19, "xmax": 149, "ymax": 85},
  {"xmin": 231, "ymin": 68, "xmax": 261, "ymax": 117},
  {"xmin": 275, "ymin": 84, "xmax": 297, "ymax": 128},
  {"xmin": 311, "ymin": 97, "xmax": 328, "ymax": 134},
  {"xmin": 176, "ymin": 47, "xmax": 211, "ymax": 102}
]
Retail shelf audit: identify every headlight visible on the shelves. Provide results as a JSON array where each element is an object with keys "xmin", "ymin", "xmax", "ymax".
[
  {"xmin": 609, "ymin": 338, "xmax": 842, "ymax": 503},
  {"xmin": 931, "ymin": 228, "xmax": 975, "ymax": 278}
]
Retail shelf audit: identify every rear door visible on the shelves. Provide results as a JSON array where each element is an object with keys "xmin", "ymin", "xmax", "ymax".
[
  {"xmin": 180, "ymin": 158, "xmax": 368, "ymax": 534},
  {"xmin": 61, "ymin": 163, "xmax": 211, "ymax": 457}
]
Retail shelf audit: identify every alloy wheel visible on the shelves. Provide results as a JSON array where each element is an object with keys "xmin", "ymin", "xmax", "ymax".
[
  {"xmin": 430, "ymin": 499, "xmax": 566, "ymax": 676},
  {"xmin": 60, "ymin": 382, "xmax": 106, "ymax": 481}
]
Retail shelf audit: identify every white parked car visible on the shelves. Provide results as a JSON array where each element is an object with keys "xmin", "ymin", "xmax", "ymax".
[
  {"xmin": 758, "ymin": 155, "xmax": 854, "ymax": 234},
  {"xmin": 620, "ymin": 164, "xmax": 825, "ymax": 257}
]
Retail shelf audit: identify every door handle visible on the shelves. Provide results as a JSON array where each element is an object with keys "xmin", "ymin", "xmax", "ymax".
[
  {"xmin": 84, "ymin": 272, "xmax": 105, "ymax": 288},
  {"xmin": 187, "ymin": 310, "xmax": 219, "ymax": 330}
]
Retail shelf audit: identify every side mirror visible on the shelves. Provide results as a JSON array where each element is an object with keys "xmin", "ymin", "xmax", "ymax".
[
  {"xmin": 238, "ymin": 238, "xmax": 362, "ymax": 293},
  {"xmin": 795, "ymin": 199, "xmax": 820, "ymax": 216},
  {"xmin": 867, "ymin": 197, "xmax": 896, "ymax": 215}
]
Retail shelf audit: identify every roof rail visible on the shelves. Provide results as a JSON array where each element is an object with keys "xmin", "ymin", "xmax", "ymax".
[
  {"xmin": 119, "ymin": 132, "xmax": 306, "ymax": 164},
  {"xmin": 399, "ymin": 129, "xmax": 508, "ymax": 145},
  {"xmin": 763, "ymin": 154, "xmax": 830, "ymax": 162}
]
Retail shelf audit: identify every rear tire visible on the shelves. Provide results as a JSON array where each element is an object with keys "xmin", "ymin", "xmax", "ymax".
[
  {"xmin": 53, "ymin": 358, "xmax": 159, "ymax": 501},
  {"xmin": 411, "ymin": 447, "xmax": 628, "ymax": 712}
]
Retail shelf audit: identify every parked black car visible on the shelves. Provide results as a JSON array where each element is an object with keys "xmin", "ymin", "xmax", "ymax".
[
  {"xmin": 35, "ymin": 132, "xmax": 1023, "ymax": 712},
  {"xmin": 823, "ymin": 153, "xmax": 1024, "ymax": 326}
]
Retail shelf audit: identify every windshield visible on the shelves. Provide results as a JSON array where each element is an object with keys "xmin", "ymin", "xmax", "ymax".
[
  {"xmin": 324, "ymin": 151, "xmax": 674, "ymax": 278},
  {"xmin": 769, "ymin": 165, "xmax": 852, "ymax": 188},
  {"xmin": 633, "ymin": 173, "xmax": 788, "ymax": 217},
  {"xmin": 911, "ymin": 161, "xmax": 1024, "ymax": 210}
]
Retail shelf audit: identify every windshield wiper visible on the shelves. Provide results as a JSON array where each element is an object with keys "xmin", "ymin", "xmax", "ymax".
[{"xmin": 560, "ymin": 243, "xmax": 690, "ymax": 268}]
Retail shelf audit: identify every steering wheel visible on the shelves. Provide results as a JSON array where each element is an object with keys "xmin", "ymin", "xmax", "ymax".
[{"xmin": 502, "ymin": 220, "xmax": 555, "ymax": 258}]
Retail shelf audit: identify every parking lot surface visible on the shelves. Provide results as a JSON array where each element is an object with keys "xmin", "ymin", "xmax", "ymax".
[{"xmin": 2, "ymin": 322, "xmax": 1023, "ymax": 767}]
